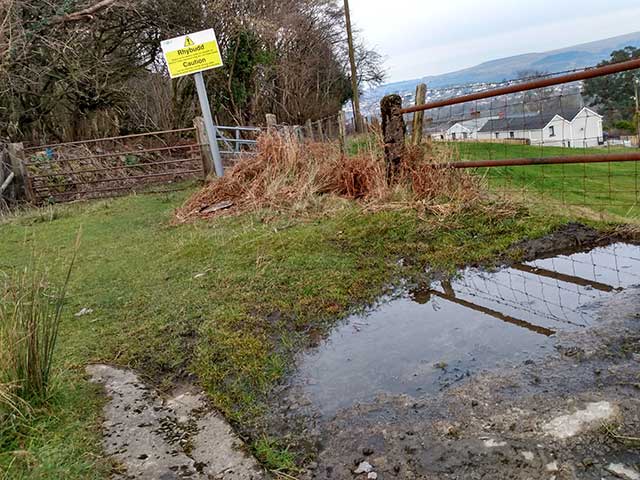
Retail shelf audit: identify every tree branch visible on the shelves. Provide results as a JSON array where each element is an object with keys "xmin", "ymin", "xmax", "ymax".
[{"xmin": 49, "ymin": 0, "xmax": 120, "ymax": 25}]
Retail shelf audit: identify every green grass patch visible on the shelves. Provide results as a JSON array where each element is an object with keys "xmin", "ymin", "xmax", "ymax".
[
  {"xmin": 253, "ymin": 437, "xmax": 298, "ymax": 473},
  {"xmin": 0, "ymin": 189, "xmax": 599, "ymax": 477},
  {"xmin": 451, "ymin": 142, "xmax": 640, "ymax": 219}
]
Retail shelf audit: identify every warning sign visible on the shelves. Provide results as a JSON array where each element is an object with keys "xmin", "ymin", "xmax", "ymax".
[{"xmin": 161, "ymin": 29, "xmax": 223, "ymax": 79}]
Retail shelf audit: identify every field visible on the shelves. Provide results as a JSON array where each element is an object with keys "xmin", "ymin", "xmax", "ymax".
[
  {"xmin": 1, "ymin": 139, "xmax": 639, "ymax": 478},
  {"xmin": 452, "ymin": 142, "xmax": 640, "ymax": 218},
  {"xmin": 0, "ymin": 186, "xmax": 582, "ymax": 478}
]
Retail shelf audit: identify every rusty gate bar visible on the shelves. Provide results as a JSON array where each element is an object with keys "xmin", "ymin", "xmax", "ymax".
[
  {"xmin": 23, "ymin": 127, "xmax": 198, "ymax": 152},
  {"xmin": 23, "ymin": 144, "xmax": 199, "ymax": 165},
  {"xmin": 33, "ymin": 169, "xmax": 202, "ymax": 192},
  {"xmin": 39, "ymin": 184, "xmax": 188, "ymax": 199},
  {"xmin": 440, "ymin": 152, "xmax": 640, "ymax": 169},
  {"xmin": 400, "ymin": 58, "xmax": 640, "ymax": 115},
  {"xmin": 30, "ymin": 157, "xmax": 199, "ymax": 179}
]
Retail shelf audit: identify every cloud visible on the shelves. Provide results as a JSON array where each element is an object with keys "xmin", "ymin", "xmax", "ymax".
[{"xmin": 348, "ymin": 0, "xmax": 640, "ymax": 81}]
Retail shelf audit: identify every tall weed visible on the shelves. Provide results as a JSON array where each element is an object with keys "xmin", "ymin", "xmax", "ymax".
[{"xmin": 0, "ymin": 233, "xmax": 79, "ymax": 414}]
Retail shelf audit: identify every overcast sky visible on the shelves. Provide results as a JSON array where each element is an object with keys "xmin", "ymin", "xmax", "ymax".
[{"xmin": 348, "ymin": 0, "xmax": 640, "ymax": 82}]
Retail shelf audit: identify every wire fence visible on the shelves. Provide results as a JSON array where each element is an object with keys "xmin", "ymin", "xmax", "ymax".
[
  {"xmin": 382, "ymin": 58, "xmax": 640, "ymax": 218},
  {"xmin": 430, "ymin": 242, "xmax": 640, "ymax": 337},
  {"xmin": 269, "ymin": 111, "xmax": 362, "ymax": 146}
]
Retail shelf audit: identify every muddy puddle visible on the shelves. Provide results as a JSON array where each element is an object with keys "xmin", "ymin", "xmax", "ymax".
[{"xmin": 292, "ymin": 242, "xmax": 640, "ymax": 415}]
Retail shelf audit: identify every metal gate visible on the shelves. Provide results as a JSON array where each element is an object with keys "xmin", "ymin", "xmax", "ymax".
[{"xmin": 21, "ymin": 124, "xmax": 260, "ymax": 204}]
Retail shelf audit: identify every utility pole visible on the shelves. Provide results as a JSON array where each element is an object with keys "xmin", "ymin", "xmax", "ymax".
[{"xmin": 344, "ymin": 0, "xmax": 363, "ymax": 134}]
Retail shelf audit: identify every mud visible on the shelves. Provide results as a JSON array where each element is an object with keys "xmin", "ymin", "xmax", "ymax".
[
  {"xmin": 505, "ymin": 222, "xmax": 638, "ymax": 263},
  {"xmin": 262, "ymin": 229, "xmax": 640, "ymax": 479}
]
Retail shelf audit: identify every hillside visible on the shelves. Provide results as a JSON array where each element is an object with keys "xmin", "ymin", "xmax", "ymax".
[{"xmin": 366, "ymin": 31, "xmax": 640, "ymax": 100}]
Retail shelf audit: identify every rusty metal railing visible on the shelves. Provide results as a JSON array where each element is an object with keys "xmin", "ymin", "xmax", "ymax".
[
  {"xmin": 378, "ymin": 57, "xmax": 640, "ymax": 217},
  {"xmin": 444, "ymin": 152, "xmax": 640, "ymax": 169},
  {"xmin": 400, "ymin": 58, "xmax": 640, "ymax": 115},
  {"xmin": 25, "ymin": 128, "xmax": 204, "ymax": 203},
  {"xmin": 23, "ymin": 128, "xmax": 198, "ymax": 152},
  {"xmin": 22, "ymin": 123, "xmax": 262, "ymax": 203}
]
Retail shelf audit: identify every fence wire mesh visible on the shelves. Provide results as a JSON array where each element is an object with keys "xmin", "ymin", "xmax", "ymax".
[
  {"xmin": 397, "ymin": 63, "xmax": 640, "ymax": 218},
  {"xmin": 430, "ymin": 242, "xmax": 640, "ymax": 335}
]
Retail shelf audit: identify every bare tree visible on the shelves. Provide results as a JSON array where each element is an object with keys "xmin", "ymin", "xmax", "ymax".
[{"xmin": 0, "ymin": 0, "xmax": 385, "ymax": 142}]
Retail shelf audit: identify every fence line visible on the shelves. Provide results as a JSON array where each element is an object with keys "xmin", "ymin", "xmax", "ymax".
[
  {"xmin": 400, "ymin": 58, "xmax": 640, "ymax": 115},
  {"xmin": 380, "ymin": 58, "xmax": 640, "ymax": 217}
]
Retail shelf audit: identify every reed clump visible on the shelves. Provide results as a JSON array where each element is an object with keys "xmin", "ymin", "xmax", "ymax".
[{"xmin": 0, "ymin": 243, "xmax": 77, "ymax": 420}]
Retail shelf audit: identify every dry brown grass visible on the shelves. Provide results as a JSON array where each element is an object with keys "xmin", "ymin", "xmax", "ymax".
[{"xmin": 176, "ymin": 133, "xmax": 483, "ymax": 222}]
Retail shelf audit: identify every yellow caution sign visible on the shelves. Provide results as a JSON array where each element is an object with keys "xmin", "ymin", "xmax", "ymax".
[{"xmin": 161, "ymin": 29, "xmax": 223, "ymax": 79}]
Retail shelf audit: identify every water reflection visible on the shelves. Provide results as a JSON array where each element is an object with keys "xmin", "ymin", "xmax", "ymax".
[{"xmin": 292, "ymin": 243, "xmax": 640, "ymax": 415}]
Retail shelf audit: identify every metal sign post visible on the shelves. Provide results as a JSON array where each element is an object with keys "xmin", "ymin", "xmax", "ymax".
[
  {"xmin": 194, "ymin": 72, "xmax": 224, "ymax": 177},
  {"xmin": 161, "ymin": 28, "xmax": 225, "ymax": 177}
]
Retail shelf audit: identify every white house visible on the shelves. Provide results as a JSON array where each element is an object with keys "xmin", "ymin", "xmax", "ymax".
[
  {"xmin": 475, "ymin": 107, "xmax": 603, "ymax": 148},
  {"xmin": 570, "ymin": 107, "xmax": 604, "ymax": 148},
  {"xmin": 446, "ymin": 117, "xmax": 495, "ymax": 141}
]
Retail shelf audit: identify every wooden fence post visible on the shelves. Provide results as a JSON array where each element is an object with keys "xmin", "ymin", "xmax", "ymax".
[
  {"xmin": 194, "ymin": 117, "xmax": 214, "ymax": 177},
  {"xmin": 327, "ymin": 117, "xmax": 335, "ymax": 140},
  {"xmin": 8, "ymin": 143, "xmax": 35, "ymax": 202},
  {"xmin": 282, "ymin": 125, "xmax": 294, "ymax": 144},
  {"xmin": 412, "ymin": 83, "xmax": 427, "ymax": 145},
  {"xmin": 380, "ymin": 95, "xmax": 406, "ymax": 183},
  {"xmin": 266, "ymin": 114, "xmax": 277, "ymax": 132},
  {"xmin": 305, "ymin": 119, "xmax": 314, "ymax": 141},
  {"xmin": 316, "ymin": 121, "xmax": 324, "ymax": 142},
  {"xmin": 338, "ymin": 111, "xmax": 347, "ymax": 152}
]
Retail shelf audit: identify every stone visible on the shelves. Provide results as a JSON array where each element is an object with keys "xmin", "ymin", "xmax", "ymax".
[
  {"xmin": 354, "ymin": 461, "xmax": 374, "ymax": 474},
  {"xmin": 546, "ymin": 461, "xmax": 559, "ymax": 472},
  {"xmin": 483, "ymin": 439, "xmax": 508, "ymax": 448},
  {"xmin": 542, "ymin": 402, "xmax": 617, "ymax": 440},
  {"xmin": 368, "ymin": 473, "xmax": 378, "ymax": 480},
  {"xmin": 521, "ymin": 451, "xmax": 535, "ymax": 462},
  {"xmin": 605, "ymin": 463, "xmax": 640, "ymax": 480},
  {"xmin": 87, "ymin": 364, "xmax": 265, "ymax": 480}
]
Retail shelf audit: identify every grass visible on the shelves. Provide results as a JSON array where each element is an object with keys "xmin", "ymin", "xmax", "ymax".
[
  {"xmin": 0, "ymin": 185, "xmax": 617, "ymax": 478},
  {"xmin": 450, "ymin": 142, "xmax": 640, "ymax": 218},
  {"xmin": 253, "ymin": 437, "xmax": 298, "ymax": 473},
  {"xmin": 0, "ymin": 246, "xmax": 77, "ymax": 406}
]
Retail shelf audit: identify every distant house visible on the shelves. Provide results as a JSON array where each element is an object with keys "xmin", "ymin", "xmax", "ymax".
[
  {"xmin": 424, "ymin": 121, "xmax": 455, "ymax": 141},
  {"xmin": 474, "ymin": 107, "xmax": 603, "ymax": 148},
  {"xmin": 446, "ymin": 117, "xmax": 494, "ymax": 141},
  {"xmin": 569, "ymin": 107, "xmax": 604, "ymax": 148}
]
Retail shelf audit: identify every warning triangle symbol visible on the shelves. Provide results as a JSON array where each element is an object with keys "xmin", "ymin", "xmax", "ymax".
[{"xmin": 184, "ymin": 36, "xmax": 195, "ymax": 47}]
